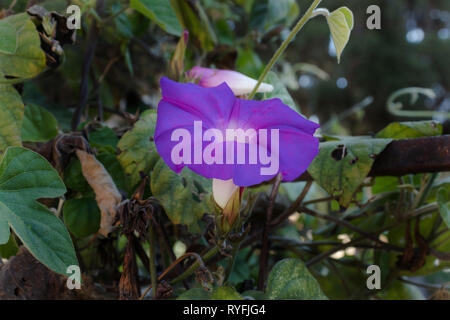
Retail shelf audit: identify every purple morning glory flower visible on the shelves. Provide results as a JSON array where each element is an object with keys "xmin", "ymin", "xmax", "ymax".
[{"xmin": 154, "ymin": 77, "xmax": 320, "ymax": 188}]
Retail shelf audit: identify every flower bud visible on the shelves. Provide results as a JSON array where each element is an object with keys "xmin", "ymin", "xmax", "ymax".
[
  {"xmin": 212, "ymin": 179, "xmax": 244, "ymax": 234},
  {"xmin": 187, "ymin": 67, "xmax": 274, "ymax": 96}
]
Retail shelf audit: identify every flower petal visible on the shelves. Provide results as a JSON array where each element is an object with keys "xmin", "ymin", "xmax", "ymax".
[{"xmin": 188, "ymin": 67, "xmax": 274, "ymax": 96}]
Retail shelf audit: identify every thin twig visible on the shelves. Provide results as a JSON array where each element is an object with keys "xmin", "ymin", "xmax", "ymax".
[
  {"xmin": 71, "ymin": 0, "xmax": 104, "ymax": 131},
  {"xmin": 258, "ymin": 173, "xmax": 283, "ymax": 290},
  {"xmin": 270, "ymin": 180, "xmax": 313, "ymax": 227},
  {"xmin": 139, "ymin": 252, "xmax": 210, "ymax": 300},
  {"xmin": 300, "ymin": 206, "xmax": 403, "ymax": 252}
]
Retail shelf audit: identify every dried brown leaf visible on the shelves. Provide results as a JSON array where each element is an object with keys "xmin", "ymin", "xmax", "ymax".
[{"xmin": 76, "ymin": 149, "xmax": 122, "ymax": 236}]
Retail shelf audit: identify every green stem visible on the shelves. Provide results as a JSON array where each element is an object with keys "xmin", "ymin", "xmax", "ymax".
[
  {"xmin": 248, "ymin": 0, "xmax": 323, "ymax": 99},
  {"xmin": 414, "ymin": 173, "xmax": 438, "ymax": 209},
  {"xmin": 225, "ymin": 241, "xmax": 240, "ymax": 281},
  {"xmin": 170, "ymin": 246, "xmax": 220, "ymax": 284},
  {"xmin": 149, "ymin": 224, "xmax": 157, "ymax": 299}
]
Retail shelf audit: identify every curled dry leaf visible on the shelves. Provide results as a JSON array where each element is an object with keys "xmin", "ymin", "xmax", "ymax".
[{"xmin": 76, "ymin": 149, "xmax": 122, "ymax": 236}]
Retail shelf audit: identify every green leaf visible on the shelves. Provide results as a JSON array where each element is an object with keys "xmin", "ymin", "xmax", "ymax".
[
  {"xmin": 437, "ymin": 188, "xmax": 450, "ymax": 229},
  {"xmin": 0, "ymin": 232, "xmax": 18, "ymax": 259},
  {"xmin": 130, "ymin": 0, "xmax": 182, "ymax": 36},
  {"xmin": 326, "ymin": 7, "xmax": 354, "ymax": 63},
  {"xmin": 241, "ymin": 290, "xmax": 266, "ymax": 300},
  {"xmin": 211, "ymin": 286, "xmax": 243, "ymax": 300},
  {"xmin": 263, "ymin": 71, "xmax": 301, "ymax": 114},
  {"xmin": 308, "ymin": 138, "xmax": 392, "ymax": 207},
  {"xmin": 379, "ymin": 281, "xmax": 425, "ymax": 300},
  {"xmin": 22, "ymin": 104, "xmax": 58, "ymax": 142},
  {"xmin": 89, "ymin": 127, "xmax": 119, "ymax": 150},
  {"xmin": 0, "ymin": 13, "xmax": 46, "ymax": 84},
  {"xmin": 375, "ymin": 121, "xmax": 443, "ymax": 140},
  {"xmin": 236, "ymin": 47, "xmax": 263, "ymax": 79},
  {"xmin": 117, "ymin": 109, "xmax": 160, "ymax": 189},
  {"xmin": 63, "ymin": 198, "xmax": 101, "ymax": 238},
  {"xmin": 177, "ymin": 288, "xmax": 211, "ymax": 300},
  {"xmin": 0, "ymin": 146, "xmax": 78, "ymax": 275},
  {"xmin": 150, "ymin": 159, "xmax": 212, "ymax": 233},
  {"xmin": 171, "ymin": 0, "xmax": 216, "ymax": 51},
  {"xmin": 0, "ymin": 19, "xmax": 17, "ymax": 54},
  {"xmin": 250, "ymin": 0, "xmax": 299, "ymax": 31},
  {"xmin": 0, "ymin": 85, "xmax": 24, "ymax": 153},
  {"xmin": 266, "ymin": 258, "xmax": 327, "ymax": 300}
]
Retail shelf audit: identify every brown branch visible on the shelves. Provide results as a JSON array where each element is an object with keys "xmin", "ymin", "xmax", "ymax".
[
  {"xmin": 71, "ymin": 0, "xmax": 105, "ymax": 131},
  {"xmin": 258, "ymin": 173, "xmax": 283, "ymax": 290},
  {"xmin": 295, "ymin": 136, "xmax": 450, "ymax": 181}
]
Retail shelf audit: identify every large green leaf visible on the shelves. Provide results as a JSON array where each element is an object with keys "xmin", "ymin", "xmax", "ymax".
[
  {"xmin": 0, "ymin": 85, "xmax": 24, "ymax": 153},
  {"xmin": 22, "ymin": 104, "xmax": 58, "ymax": 142},
  {"xmin": 150, "ymin": 159, "xmax": 212, "ymax": 233},
  {"xmin": 375, "ymin": 121, "xmax": 443, "ymax": 140},
  {"xmin": 117, "ymin": 110, "xmax": 160, "ymax": 189},
  {"xmin": 326, "ymin": 7, "xmax": 354, "ymax": 63},
  {"xmin": 437, "ymin": 188, "xmax": 450, "ymax": 229},
  {"xmin": 308, "ymin": 138, "xmax": 392, "ymax": 207},
  {"xmin": 177, "ymin": 288, "xmax": 211, "ymax": 300},
  {"xmin": 265, "ymin": 258, "xmax": 327, "ymax": 300},
  {"xmin": 0, "ymin": 19, "xmax": 17, "ymax": 54},
  {"xmin": 211, "ymin": 286, "xmax": 243, "ymax": 300},
  {"xmin": 0, "ymin": 147, "xmax": 78, "ymax": 275},
  {"xmin": 0, "ymin": 13, "xmax": 46, "ymax": 84},
  {"xmin": 63, "ymin": 198, "xmax": 101, "ymax": 239},
  {"xmin": 263, "ymin": 71, "xmax": 301, "ymax": 114},
  {"xmin": 177, "ymin": 286, "xmax": 243, "ymax": 300},
  {"xmin": 130, "ymin": 0, "xmax": 182, "ymax": 36}
]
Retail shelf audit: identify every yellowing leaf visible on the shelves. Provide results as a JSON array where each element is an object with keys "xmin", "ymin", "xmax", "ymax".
[
  {"xmin": 376, "ymin": 121, "xmax": 443, "ymax": 140},
  {"xmin": 326, "ymin": 7, "xmax": 354, "ymax": 63},
  {"xmin": 0, "ymin": 85, "xmax": 24, "ymax": 153},
  {"xmin": 0, "ymin": 13, "xmax": 46, "ymax": 84},
  {"xmin": 117, "ymin": 110, "xmax": 159, "ymax": 189},
  {"xmin": 308, "ymin": 138, "xmax": 392, "ymax": 207},
  {"xmin": 150, "ymin": 159, "xmax": 212, "ymax": 233}
]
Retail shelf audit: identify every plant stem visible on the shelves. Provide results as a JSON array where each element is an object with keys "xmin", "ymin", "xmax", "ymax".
[
  {"xmin": 148, "ymin": 224, "xmax": 157, "ymax": 299},
  {"xmin": 170, "ymin": 246, "xmax": 220, "ymax": 284},
  {"xmin": 248, "ymin": 0, "xmax": 322, "ymax": 99},
  {"xmin": 258, "ymin": 173, "xmax": 283, "ymax": 290}
]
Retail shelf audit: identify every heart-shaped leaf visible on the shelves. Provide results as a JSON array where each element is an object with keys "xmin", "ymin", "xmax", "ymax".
[
  {"xmin": 266, "ymin": 258, "xmax": 327, "ymax": 300},
  {"xmin": 326, "ymin": 7, "xmax": 354, "ymax": 63},
  {"xmin": 63, "ymin": 198, "xmax": 101, "ymax": 238},
  {"xmin": 308, "ymin": 137, "xmax": 392, "ymax": 207},
  {"xmin": 22, "ymin": 104, "xmax": 59, "ymax": 143},
  {"xmin": 150, "ymin": 159, "xmax": 213, "ymax": 233},
  {"xmin": 0, "ymin": 13, "xmax": 46, "ymax": 84},
  {"xmin": 0, "ymin": 147, "xmax": 78, "ymax": 275}
]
